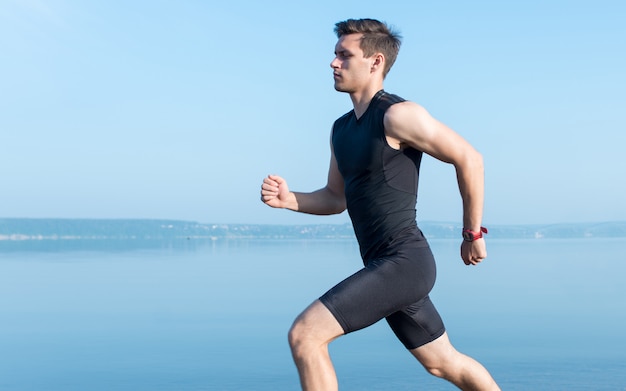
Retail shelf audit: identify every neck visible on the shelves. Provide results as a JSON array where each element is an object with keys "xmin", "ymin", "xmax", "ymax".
[{"xmin": 350, "ymin": 83, "xmax": 384, "ymax": 118}]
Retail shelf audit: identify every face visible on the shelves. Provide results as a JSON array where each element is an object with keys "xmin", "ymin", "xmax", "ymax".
[{"xmin": 330, "ymin": 34, "xmax": 374, "ymax": 93}]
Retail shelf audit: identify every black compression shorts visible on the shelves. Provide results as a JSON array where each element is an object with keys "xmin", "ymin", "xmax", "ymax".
[{"xmin": 319, "ymin": 240, "xmax": 445, "ymax": 350}]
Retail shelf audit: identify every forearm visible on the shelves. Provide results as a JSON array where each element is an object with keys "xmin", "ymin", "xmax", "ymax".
[
  {"xmin": 290, "ymin": 187, "xmax": 346, "ymax": 215},
  {"xmin": 456, "ymin": 151, "xmax": 485, "ymax": 231}
]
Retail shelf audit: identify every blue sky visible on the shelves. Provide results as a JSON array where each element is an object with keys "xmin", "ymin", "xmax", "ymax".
[{"xmin": 1, "ymin": 0, "xmax": 624, "ymax": 225}]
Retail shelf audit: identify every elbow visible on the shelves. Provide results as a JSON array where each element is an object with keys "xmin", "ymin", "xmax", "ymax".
[
  {"xmin": 458, "ymin": 148, "xmax": 483, "ymax": 172},
  {"xmin": 333, "ymin": 200, "xmax": 347, "ymax": 215},
  {"xmin": 327, "ymin": 194, "xmax": 346, "ymax": 215},
  {"xmin": 327, "ymin": 188, "xmax": 347, "ymax": 215}
]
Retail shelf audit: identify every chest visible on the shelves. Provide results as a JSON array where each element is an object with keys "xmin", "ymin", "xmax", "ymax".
[{"xmin": 332, "ymin": 114, "xmax": 385, "ymax": 177}]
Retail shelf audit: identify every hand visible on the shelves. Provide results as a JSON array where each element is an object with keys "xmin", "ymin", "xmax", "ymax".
[
  {"xmin": 461, "ymin": 239, "xmax": 487, "ymax": 266},
  {"xmin": 260, "ymin": 174, "xmax": 293, "ymax": 209}
]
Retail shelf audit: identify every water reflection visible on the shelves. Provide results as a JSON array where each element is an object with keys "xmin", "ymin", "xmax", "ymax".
[{"xmin": 0, "ymin": 238, "xmax": 625, "ymax": 390}]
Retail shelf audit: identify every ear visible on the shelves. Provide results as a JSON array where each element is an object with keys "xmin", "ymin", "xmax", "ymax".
[{"xmin": 371, "ymin": 53, "xmax": 385, "ymax": 74}]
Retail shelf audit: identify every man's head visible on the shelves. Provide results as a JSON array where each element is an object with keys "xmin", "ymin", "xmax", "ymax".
[{"xmin": 333, "ymin": 18, "xmax": 401, "ymax": 78}]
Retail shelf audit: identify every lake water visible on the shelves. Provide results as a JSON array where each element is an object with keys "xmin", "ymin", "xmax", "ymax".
[{"xmin": 1, "ymin": 237, "xmax": 625, "ymax": 390}]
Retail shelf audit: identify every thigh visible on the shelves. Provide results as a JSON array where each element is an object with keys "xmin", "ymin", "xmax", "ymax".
[
  {"xmin": 385, "ymin": 295, "xmax": 446, "ymax": 350},
  {"xmin": 320, "ymin": 245, "xmax": 437, "ymax": 334}
]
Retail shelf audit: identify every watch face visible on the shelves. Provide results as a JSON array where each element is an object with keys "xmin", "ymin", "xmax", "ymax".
[{"xmin": 462, "ymin": 231, "xmax": 474, "ymax": 241}]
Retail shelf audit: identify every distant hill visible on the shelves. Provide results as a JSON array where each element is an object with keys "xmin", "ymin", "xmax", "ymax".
[{"xmin": 1, "ymin": 218, "xmax": 626, "ymax": 241}]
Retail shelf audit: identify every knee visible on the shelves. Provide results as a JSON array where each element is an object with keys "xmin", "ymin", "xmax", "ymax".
[
  {"xmin": 287, "ymin": 318, "xmax": 310, "ymax": 358},
  {"xmin": 420, "ymin": 353, "xmax": 462, "ymax": 381},
  {"xmin": 418, "ymin": 352, "xmax": 457, "ymax": 379},
  {"xmin": 287, "ymin": 315, "xmax": 332, "ymax": 361},
  {"xmin": 287, "ymin": 301, "xmax": 343, "ymax": 360},
  {"xmin": 422, "ymin": 361, "xmax": 449, "ymax": 379}
]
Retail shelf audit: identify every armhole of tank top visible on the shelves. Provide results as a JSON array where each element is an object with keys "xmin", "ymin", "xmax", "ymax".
[{"xmin": 381, "ymin": 101, "xmax": 404, "ymax": 152}]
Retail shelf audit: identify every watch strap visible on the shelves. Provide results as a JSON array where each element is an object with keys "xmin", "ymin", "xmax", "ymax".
[{"xmin": 462, "ymin": 226, "xmax": 488, "ymax": 241}]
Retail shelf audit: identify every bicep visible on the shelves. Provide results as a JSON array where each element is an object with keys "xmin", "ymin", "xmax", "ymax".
[{"xmin": 386, "ymin": 102, "xmax": 477, "ymax": 165}]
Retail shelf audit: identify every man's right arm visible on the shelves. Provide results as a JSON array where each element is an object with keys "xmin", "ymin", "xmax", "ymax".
[{"xmin": 260, "ymin": 148, "xmax": 346, "ymax": 216}]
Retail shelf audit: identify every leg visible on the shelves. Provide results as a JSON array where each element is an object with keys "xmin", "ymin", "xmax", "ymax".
[
  {"xmin": 411, "ymin": 332, "xmax": 500, "ymax": 391},
  {"xmin": 295, "ymin": 244, "xmax": 438, "ymax": 389},
  {"xmin": 288, "ymin": 300, "xmax": 344, "ymax": 391}
]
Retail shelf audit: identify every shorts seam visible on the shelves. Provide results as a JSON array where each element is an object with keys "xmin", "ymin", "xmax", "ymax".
[
  {"xmin": 406, "ymin": 326, "xmax": 446, "ymax": 350},
  {"xmin": 319, "ymin": 297, "xmax": 351, "ymax": 334}
]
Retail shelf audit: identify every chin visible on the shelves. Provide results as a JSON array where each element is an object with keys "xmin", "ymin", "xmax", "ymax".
[{"xmin": 333, "ymin": 83, "xmax": 350, "ymax": 93}]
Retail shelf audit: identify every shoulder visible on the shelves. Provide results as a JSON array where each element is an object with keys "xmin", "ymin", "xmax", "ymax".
[
  {"xmin": 379, "ymin": 91, "xmax": 405, "ymax": 106},
  {"xmin": 384, "ymin": 100, "xmax": 432, "ymax": 131},
  {"xmin": 332, "ymin": 110, "xmax": 354, "ymax": 135},
  {"xmin": 334, "ymin": 110, "xmax": 354, "ymax": 126}
]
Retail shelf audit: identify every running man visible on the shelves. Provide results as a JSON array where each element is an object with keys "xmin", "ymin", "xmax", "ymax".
[{"xmin": 260, "ymin": 18, "xmax": 500, "ymax": 391}]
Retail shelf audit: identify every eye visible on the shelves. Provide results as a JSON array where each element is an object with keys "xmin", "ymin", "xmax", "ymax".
[{"xmin": 336, "ymin": 51, "xmax": 351, "ymax": 60}]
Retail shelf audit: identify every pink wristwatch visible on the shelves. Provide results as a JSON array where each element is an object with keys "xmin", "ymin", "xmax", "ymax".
[{"xmin": 462, "ymin": 227, "xmax": 488, "ymax": 242}]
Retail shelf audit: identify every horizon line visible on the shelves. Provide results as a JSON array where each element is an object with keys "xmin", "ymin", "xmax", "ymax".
[{"xmin": 1, "ymin": 217, "xmax": 625, "ymax": 226}]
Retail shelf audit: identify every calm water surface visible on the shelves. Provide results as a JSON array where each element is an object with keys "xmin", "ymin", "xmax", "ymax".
[{"xmin": 1, "ymin": 238, "xmax": 625, "ymax": 390}]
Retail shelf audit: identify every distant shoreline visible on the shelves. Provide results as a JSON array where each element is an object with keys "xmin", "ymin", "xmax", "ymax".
[{"xmin": 1, "ymin": 218, "xmax": 626, "ymax": 240}]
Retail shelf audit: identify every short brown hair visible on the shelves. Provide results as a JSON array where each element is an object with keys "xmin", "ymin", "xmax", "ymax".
[{"xmin": 334, "ymin": 18, "xmax": 402, "ymax": 77}]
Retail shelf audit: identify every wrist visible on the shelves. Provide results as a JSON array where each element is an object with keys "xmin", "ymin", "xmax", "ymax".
[
  {"xmin": 285, "ymin": 192, "xmax": 300, "ymax": 211},
  {"xmin": 462, "ymin": 226, "xmax": 488, "ymax": 242}
]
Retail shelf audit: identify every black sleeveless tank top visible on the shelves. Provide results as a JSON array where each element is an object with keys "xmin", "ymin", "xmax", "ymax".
[{"xmin": 332, "ymin": 90, "xmax": 427, "ymax": 261}]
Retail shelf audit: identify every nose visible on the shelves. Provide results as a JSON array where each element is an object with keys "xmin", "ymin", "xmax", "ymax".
[{"xmin": 330, "ymin": 56, "xmax": 340, "ymax": 69}]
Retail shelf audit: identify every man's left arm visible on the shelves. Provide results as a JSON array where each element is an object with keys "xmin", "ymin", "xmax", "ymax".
[{"xmin": 384, "ymin": 101, "xmax": 486, "ymax": 266}]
